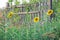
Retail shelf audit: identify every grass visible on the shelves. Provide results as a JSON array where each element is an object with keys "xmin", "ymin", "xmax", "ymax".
[
  {"xmin": 0, "ymin": 11, "xmax": 60, "ymax": 40},
  {"xmin": 0, "ymin": 16, "xmax": 60, "ymax": 40}
]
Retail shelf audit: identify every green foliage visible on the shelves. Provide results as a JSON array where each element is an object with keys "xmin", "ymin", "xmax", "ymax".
[
  {"xmin": 0, "ymin": 23, "xmax": 53, "ymax": 40},
  {"xmin": 30, "ymin": 0, "xmax": 39, "ymax": 3},
  {"xmin": 22, "ymin": 0, "xmax": 29, "ymax": 4},
  {"xmin": 24, "ymin": 13, "xmax": 31, "ymax": 23},
  {"xmin": 14, "ymin": 8, "xmax": 20, "ymax": 13},
  {"xmin": 15, "ymin": 0, "xmax": 20, "ymax": 5},
  {"xmin": 13, "ymin": 14, "xmax": 20, "ymax": 23},
  {"xmin": 52, "ymin": 0, "xmax": 60, "ymax": 13},
  {"xmin": 8, "ymin": 0, "xmax": 13, "ymax": 2}
]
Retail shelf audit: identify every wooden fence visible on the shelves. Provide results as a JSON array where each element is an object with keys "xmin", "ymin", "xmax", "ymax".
[{"xmin": 5, "ymin": 1, "xmax": 50, "ymax": 26}]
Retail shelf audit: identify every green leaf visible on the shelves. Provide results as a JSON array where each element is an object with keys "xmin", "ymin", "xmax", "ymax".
[
  {"xmin": 15, "ymin": 1, "xmax": 20, "ymax": 5},
  {"xmin": 8, "ymin": 0, "xmax": 13, "ymax": 2}
]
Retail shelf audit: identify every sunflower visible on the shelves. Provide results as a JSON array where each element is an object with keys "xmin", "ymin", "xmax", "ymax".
[
  {"xmin": 33, "ymin": 17, "xmax": 39, "ymax": 22},
  {"xmin": 47, "ymin": 10, "xmax": 53, "ymax": 16},
  {"xmin": 7, "ymin": 12, "xmax": 14, "ymax": 18}
]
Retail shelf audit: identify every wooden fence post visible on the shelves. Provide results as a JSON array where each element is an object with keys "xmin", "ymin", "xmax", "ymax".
[
  {"xmin": 50, "ymin": 0, "xmax": 52, "ymax": 9},
  {"xmin": 50, "ymin": 0, "xmax": 55, "ymax": 21},
  {"xmin": 50, "ymin": 0, "xmax": 53, "ymax": 21}
]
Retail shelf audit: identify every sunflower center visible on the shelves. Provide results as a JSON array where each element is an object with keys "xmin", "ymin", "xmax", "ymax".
[
  {"xmin": 10, "ymin": 14, "xmax": 12, "ymax": 16},
  {"xmin": 35, "ymin": 18, "xmax": 38, "ymax": 21},
  {"xmin": 48, "ymin": 11, "xmax": 51, "ymax": 13}
]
